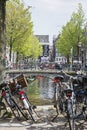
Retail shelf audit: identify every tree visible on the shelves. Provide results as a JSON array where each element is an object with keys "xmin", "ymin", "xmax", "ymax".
[
  {"xmin": 6, "ymin": 0, "xmax": 42, "ymax": 62},
  {"xmin": 56, "ymin": 3, "xmax": 86, "ymax": 63},
  {"xmin": 6, "ymin": 0, "xmax": 33, "ymax": 61},
  {"xmin": 23, "ymin": 35, "xmax": 42, "ymax": 59}
]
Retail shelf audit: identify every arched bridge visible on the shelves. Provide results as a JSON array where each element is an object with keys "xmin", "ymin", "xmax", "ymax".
[{"xmin": 5, "ymin": 69, "xmax": 64, "ymax": 78}]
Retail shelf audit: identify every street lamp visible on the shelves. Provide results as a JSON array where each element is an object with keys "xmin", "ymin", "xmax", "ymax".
[
  {"xmin": 78, "ymin": 42, "xmax": 82, "ymax": 63},
  {"xmin": 70, "ymin": 47, "xmax": 73, "ymax": 71},
  {"xmin": 80, "ymin": 45, "xmax": 85, "ymax": 71}
]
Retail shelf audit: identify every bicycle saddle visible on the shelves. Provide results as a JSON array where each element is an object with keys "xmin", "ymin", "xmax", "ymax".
[{"xmin": 54, "ymin": 75, "xmax": 64, "ymax": 82}]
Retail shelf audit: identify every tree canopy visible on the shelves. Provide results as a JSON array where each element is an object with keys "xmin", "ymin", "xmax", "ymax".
[
  {"xmin": 6, "ymin": 0, "xmax": 42, "ymax": 61},
  {"xmin": 56, "ymin": 3, "xmax": 86, "ymax": 62}
]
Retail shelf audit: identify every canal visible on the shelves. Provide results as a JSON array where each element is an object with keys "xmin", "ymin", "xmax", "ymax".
[{"xmin": 26, "ymin": 76, "xmax": 55, "ymax": 105}]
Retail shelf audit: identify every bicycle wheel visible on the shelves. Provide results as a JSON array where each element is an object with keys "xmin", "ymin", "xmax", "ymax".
[
  {"xmin": 68, "ymin": 118, "xmax": 76, "ymax": 130},
  {"xmin": 10, "ymin": 98, "xmax": 23, "ymax": 120},
  {"xmin": 14, "ymin": 94, "xmax": 35, "ymax": 122},
  {"xmin": 53, "ymin": 87, "xmax": 60, "ymax": 114},
  {"xmin": 54, "ymin": 86, "xmax": 64, "ymax": 114},
  {"xmin": 0, "ymin": 100, "xmax": 8, "ymax": 118},
  {"xmin": 5, "ymin": 96, "xmax": 29, "ymax": 120},
  {"xmin": 24, "ymin": 94, "xmax": 36, "ymax": 121},
  {"xmin": 66, "ymin": 99, "xmax": 76, "ymax": 130}
]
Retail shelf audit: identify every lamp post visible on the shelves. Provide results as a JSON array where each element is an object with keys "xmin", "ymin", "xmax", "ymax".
[
  {"xmin": 80, "ymin": 45, "xmax": 85, "ymax": 71},
  {"xmin": 78, "ymin": 42, "xmax": 82, "ymax": 63},
  {"xmin": 70, "ymin": 47, "xmax": 73, "ymax": 71}
]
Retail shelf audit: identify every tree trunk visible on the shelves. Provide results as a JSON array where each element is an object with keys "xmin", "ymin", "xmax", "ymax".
[
  {"xmin": 66, "ymin": 55, "xmax": 70, "ymax": 64},
  {"xmin": 0, "ymin": 0, "xmax": 6, "ymax": 80}
]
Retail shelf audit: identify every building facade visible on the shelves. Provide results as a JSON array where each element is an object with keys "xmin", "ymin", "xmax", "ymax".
[
  {"xmin": 35, "ymin": 35, "xmax": 51, "ymax": 62},
  {"xmin": 52, "ymin": 35, "xmax": 67, "ymax": 64}
]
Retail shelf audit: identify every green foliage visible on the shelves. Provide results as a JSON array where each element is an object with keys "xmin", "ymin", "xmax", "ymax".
[
  {"xmin": 21, "ymin": 35, "xmax": 42, "ymax": 58},
  {"xmin": 56, "ymin": 3, "xmax": 86, "ymax": 59},
  {"xmin": 6, "ymin": 0, "xmax": 42, "ymax": 61}
]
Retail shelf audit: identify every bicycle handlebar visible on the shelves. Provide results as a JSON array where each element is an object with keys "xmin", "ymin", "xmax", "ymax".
[{"xmin": 61, "ymin": 70, "xmax": 76, "ymax": 78}]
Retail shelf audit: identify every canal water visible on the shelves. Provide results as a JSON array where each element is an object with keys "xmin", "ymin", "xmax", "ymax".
[{"xmin": 26, "ymin": 76, "xmax": 55, "ymax": 105}]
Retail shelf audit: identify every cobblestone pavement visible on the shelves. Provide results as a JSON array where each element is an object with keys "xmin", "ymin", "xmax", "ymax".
[{"xmin": 0, "ymin": 105, "xmax": 87, "ymax": 130}]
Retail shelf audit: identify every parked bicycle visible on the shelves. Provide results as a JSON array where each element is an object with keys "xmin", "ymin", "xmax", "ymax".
[
  {"xmin": 0, "ymin": 88, "xmax": 9, "ymax": 118},
  {"xmin": 51, "ymin": 75, "xmax": 65, "ymax": 119},
  {"xmin": 12, "ymin": 78, "xmax": 36, "ymax": 122},
  {"xmin": 0, "ymin": 81, "xmax": 29, "ymax": 120},
  {"xmin": 61, "ymin": 71, "xmax": 87, "ymax": 130},
  {"xmin": 52, "ymin": 72, "xmax": 77, "ymax": 130},
  {"xmin": 0, "ymin": 74, "xmax": 37, "ymax": 122}
]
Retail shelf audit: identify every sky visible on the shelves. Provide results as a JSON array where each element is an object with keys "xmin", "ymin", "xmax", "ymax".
[{"xmin": 23, "ymin": 0, "xmax": 87, "ymax": 43}]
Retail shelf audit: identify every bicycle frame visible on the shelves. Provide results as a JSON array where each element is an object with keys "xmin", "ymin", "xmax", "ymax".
[
  {"xmin": 14, "ymin": 83, "xmax": 35, "ymax": 122},
  {"xmin": 18, "ymin": 90, "xmax": 30, "ymax": 109}
]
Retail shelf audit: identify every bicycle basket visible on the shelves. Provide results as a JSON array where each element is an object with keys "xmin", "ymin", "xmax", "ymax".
[{"xmin": 16, "ymin": 74, "xmax": 28, "ymax": 88}]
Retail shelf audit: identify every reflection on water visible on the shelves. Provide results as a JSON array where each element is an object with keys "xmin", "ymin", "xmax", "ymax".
[{"xmin": 26, "ymin": 76, "xmax": 54, "ymax": 105}]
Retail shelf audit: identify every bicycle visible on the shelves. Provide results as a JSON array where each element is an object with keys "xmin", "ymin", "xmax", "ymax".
[
  {"xmin": 61, "ymin": 71, "xmax": 87, "ymax": 130},
  {"xmin": 74, "ymin": 88, "xmax": 87, "ymax": 119},
  {"xmin": 51, "ymin": 75, "xmax": 65, "ymax": 120},
  {"xmin": 52, "ymin": 71, "xmax": 77, "ymax": 130},
  {"xmin": 64, "ymin": 88, "xmax": 76, "ymax": 130},
  {"xmin": 12, "ymin": 78, "xmax": 36, "ymax": 122},
  {"xmin": 0, "ymin": 96, "xmax": 9, "ymax": 118},
  {"xmin": 13, "ymin": 75, "xmax": 38, "ymax": 122},
  {"xmin": 0, "ymin": 81, "xmax": 31, "ymax": 121}
]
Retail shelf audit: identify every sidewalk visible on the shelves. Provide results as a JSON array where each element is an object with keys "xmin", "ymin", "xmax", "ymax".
[
  {"xmin": 0, "ymin": 105, "xmax": 87, "ymax": 130},
  {"xmin": 0, "ymin": 105, "xmax": 66, "ymax": 130},
  {"xmin": 0, "ymin": 121, "xmax": 65, "ymax": 130}
]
